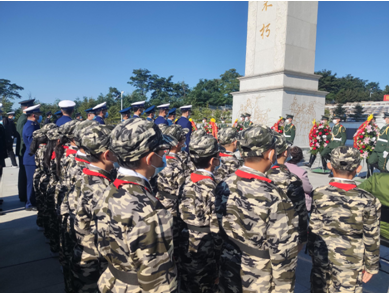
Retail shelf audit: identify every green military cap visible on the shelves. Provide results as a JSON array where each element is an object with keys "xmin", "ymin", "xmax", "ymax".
[
  {"xmin": 110, "ymin": 118, "xmax": 177, "ymax": 163},
  {"xmin": 273, "ymin": 131, "xmax": 289, "ymax": 156},
  {"xmin": 240, "ymin": 114, "xmax": 245, "ymax": 118},
  {"xmin": 245, "ymin": 113, "xmax": 251, "ymax": 117},
  {"xmin": 218, "ymin": 127, "xmax": 238, "ymax": 145},
  {"xmin": 286, "ymin": 114, "xmax": 294, "ymax": 119},
  {"xmin": 46, "ymin": 128, "xmax": 61, "ymax": 141},
  {"xmin": 238, "ymin": 125, "xmax": 275, "ymax": 158},
  {"xmin": 330, "ymin": 146, "xmax": 361, "ymax": 172},
  {"xmin": 81, "ymin": 124, "xmax": 112, "ymax": 156},
  {"xmin": 321, "ymin": 115, "xmax": 329, "ymax": 121},
  {"xmin": 73, "ymin": 120, "xmax": 100, "ymax": 148},
  {"xmin": 383, "ymin": 112, "xmax": 389, "ymax": 118},
  {"xmin": 332, "ymin": 115, "xmax": 340, "ymax": 119},
  {"xmin": 221, "ymin": 117, "xmax": 225, "ymax": 120},
  {"xmin": 58, "ymin": 120, "xmax": 80, "ymax": 139},
  {"xmin": 189, "ymin": 134, "xmax": 219, "ymax": 160},
  {"xmin": 191, "ymin": 129, "xmax": 207, "ymax": 139},
  {"xmin": 162, "ymin": 124, "xmax": 189, "ymax": 142}
]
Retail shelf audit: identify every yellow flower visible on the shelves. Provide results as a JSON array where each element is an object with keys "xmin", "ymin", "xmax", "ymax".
[
  {"xmin": 210, "ymin": 118, "xmax": 216, "ymax": 123},
  {"xmin": 189, "ymin": 118, "xmax": 193, "ymax": 122}
]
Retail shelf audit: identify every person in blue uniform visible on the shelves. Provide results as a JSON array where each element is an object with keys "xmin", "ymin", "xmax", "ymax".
[
  {"xmin": 176, "ymin": 105, "xmax": 192, "ymax": 152},
  {"xmin": 144, "ymin": 105, "xmax": 156, "ymax": 122},
  {"xmin": 53, "ymin": 110, "xmax": 62, "ymax": 124},
  {"xmin": 154, "ymin": 103, "xmax": 170, "ymax": 125},
  {"xmin": 23, "ymin": 104, "xmax": 42, "ymax": 211},
  {"xmin": 56, "ymin": 100, "xmax": 76, "ymax": 126},
  {"xmin": 167, "ymin": 108, "xmax": 176, "ymax": 126},
  {"xmin": 131, "ymin": 101, "xmax": 145, "ymax": 118},
  {"xmin": 85, "ymin": 108, "xmax": 95, "ymax": 121},
  {"xmin": 92, "ymin": 102, "xmax": 108, "ymax": 124},
  {"xmin": 75, "ymin": 112, "xmax": 83, "ymax": 121},
  {"xmin": 16, "ymin": 99, "xmax": 35, "ymax": 203},
  {"xmin": 43, "ymin": 111, "xmax": 52, "ymax": 125},
  {"xmin": 119, "ymin": 106, "xmax": 132, "ymax": 121}
]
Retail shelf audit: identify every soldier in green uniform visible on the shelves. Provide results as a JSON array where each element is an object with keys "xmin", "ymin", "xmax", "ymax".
[
  {"xmin": 320, "ymin": 115, "xmax": 347, "ymax": 177},
  {"xmin": 305, "ymin": 115, "xmax": 331, "ymax": 168},
  {"xmin": 235, "ymin": 114, "xmax": 245, "ymax": 132},
  {"xmin": 367, "ymin": 112, "xmax": 389, "ymax": 173},
  {"xmin": 243, "ymin": 113, "xmax": 253, "ymax": 128},
  {"xmin": 219, "ymin": 117, "xmax": 228, "ymax": 129},
  {"xmin": 283, "ymin": 114, "xmax": 296, "ymax": 144}
]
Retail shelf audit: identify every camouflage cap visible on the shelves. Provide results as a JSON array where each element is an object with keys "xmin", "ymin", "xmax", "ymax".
[
  {"xmin": 46, "ymin": 128, "xmax": 61, "ymax": 141},
  {"xmin": 273, "ymin": 131, "xmax": 289, "ymax": 156},
  {"xmin": 191, "ymin": 129, "xmax": 207, "ymax": 140},
  {"xmin": 238, "ymin": 125, "xmax": 276, "ymax": 158},
  {"xmin": 58, "ymin": 120, "xmax": 79, "ymax": 139},
  {"xmin": 110, "ymin": 118, "xmax": 177, "ymax": 162},
  {"xmin": 81, "ymin": 124, "xmax": 111, "ymax": 156},
  {"xmin": 218, "ymin": 127, "xmax": 238, "ymax": 145},
  {"xmin": 163, "ymin": 124, "xmax": 189, "ymax": 142},
  {"xmin": 330, "ymin": 146, "xmax": 361, "ymax": 172},
  {"xmin": 189, "ymin": 134, "xmax": 219, "ymax": 160},
  {"xmin": 73, "ymin": 120, "xmax": 100, "ymax": 148}
]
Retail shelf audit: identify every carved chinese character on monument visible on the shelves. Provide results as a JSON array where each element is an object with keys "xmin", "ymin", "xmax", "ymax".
[{"xmin": 232, "ymin": 1, "xmax": 328, "ymax": 147}]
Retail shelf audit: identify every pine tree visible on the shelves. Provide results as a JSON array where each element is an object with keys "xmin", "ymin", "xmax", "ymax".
[
  {"xmin": 333, "ymin": 103, "xmax": 346, "ymax": 121},
  {"xmin": 349, "ymin": 103, "xmax": 365, "ymax": 121}
]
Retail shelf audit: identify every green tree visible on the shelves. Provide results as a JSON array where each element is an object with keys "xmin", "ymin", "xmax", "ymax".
[
  {"xmin": 0, "ymin": 79, "xmax": 24, "ymax": 112},
  {"xmin": 349, "ymin": 103, "xmax": 365, "ymax": 121},
  {"xmin": 333, "ymin": 103, "xmax": 346, "ymax": 121},
  {"xmin": 219, "ymin": 69, "xmax": 240, "ymax": 105},
  {"xmin": 127, "ymin": 69, "xmax": 152, "ymax": 98}
]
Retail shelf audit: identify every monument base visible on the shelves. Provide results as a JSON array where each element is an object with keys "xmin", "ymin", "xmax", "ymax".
[
  {"xmin": 311, "ymin": 167, "xmax": 330, "ymax": 174},
  {"xmin": 232, "ymin": 86, "xmax": 327, "ymax": 148}
]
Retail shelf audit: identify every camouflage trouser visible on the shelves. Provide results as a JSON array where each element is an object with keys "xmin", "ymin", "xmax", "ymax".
[
  {"xmin": 33, "ymin": 171, "xmax": 44, "ymax": 227},
  {"xmin": 179, "ymin": 229, "xmax": 219, "ymax": 293},
  {"xmin": 308, "ymin": 239, "xmax": 363, "ymax": 293},
  {"xmin": 39, "ymin": 175, "xmax": 51, "ymax": 239},
  {"xmin": 46, "ymin": 182, "xmax": 60, "ymax": 253},
  {"xmin": 218, "ymin": 242, "xmax": 243, "ymax": 293}
]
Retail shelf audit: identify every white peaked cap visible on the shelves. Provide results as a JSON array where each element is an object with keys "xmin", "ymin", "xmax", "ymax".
[
  {"xmin": 131, "ymin": 101, "xmax": 146, "ymax": 106},
  {"xmin": 25, "ymin": 104, "xmax": 41, "ymax": 112},
  {"xmin": 92, "ymin": 102, "xmax": 107, "ymax": 110},
  {"xmin": 157, "ymin": 103, "xmax": 170, "ymax": 108},
  {"xmin": 180, "ymin": 105, "xmax": 192, "ymax": 109},
  {"xmin": 58, "ymin": 100, "xmax": 76, "ymax": 108}
]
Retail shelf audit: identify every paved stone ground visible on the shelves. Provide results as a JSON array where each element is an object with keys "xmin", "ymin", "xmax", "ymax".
[{"xmin": 0, "ymin": 157, "xmax": 388, "ymax": 292}]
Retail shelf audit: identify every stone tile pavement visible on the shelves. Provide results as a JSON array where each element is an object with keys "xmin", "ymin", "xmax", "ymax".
[{"xmin": 0, "ymin": 157, "xmax": 388, "ymax": 292}]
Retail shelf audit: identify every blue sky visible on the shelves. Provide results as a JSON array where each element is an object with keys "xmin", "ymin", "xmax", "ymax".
[{"xmin": 0, "ymin": 1, "xmax": 388, "ymax": 109}]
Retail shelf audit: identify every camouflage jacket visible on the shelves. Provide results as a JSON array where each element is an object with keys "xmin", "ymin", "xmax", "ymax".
[
  {"xmin": 33, "ymin": 144, "xmax": 47, "ymax": 191},
  {"xmin": 156, "ymin": 152, "xmax": 186, "ymax": 217},
  {"xmin": 60, "ymin": 151, "xmax": 90, "ymax": 219},
  {"xmin": 94, "ymin": 169, "xmax": 177, "ymax": 293},
  {"xmin": 179, "ymin": 170, "xmax": 221, "ymax": 252},
  {"xmin": 74, "ymin": 165, "xmax": 112, "ymax": 262},
  {"xmin": 266, "ymin": 164, "xmax": 308, "ymax": 244},
  {"xmin": 55, "ymin": 145, "xmax": 78, "ymax": 212},
  {"xmin": 215, "ymin": 150, "xmax": 241, "ymax": 182},
  {"xmin": 309, "ymin": 178, "xmax": 381, "ymax": 274},
  {"xmin": 177, "ymin": 150, "xmax": 196, "ymax": 177},
  {"xmin": 216, "ymin": 166, "xmax": 298, "ymax": 293}
]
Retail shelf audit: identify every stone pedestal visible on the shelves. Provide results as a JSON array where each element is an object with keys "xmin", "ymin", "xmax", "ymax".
[{"xmin": 232, "ymin": 1, "xmax": 328, "ymax": 148}]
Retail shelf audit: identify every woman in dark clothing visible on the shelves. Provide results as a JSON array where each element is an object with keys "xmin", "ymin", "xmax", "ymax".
[{"xmin": 3, "ymin": 113, "xmax": 18, "ymax": 167}]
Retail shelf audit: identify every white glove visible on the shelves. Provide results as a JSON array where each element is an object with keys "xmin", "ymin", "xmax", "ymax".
[
  {"xmin": 383, "ymin": 151, "xmax": 388, "ymax": 158},
  {"xmin": 323, "ymin": 135, "xmax": 327, "ymax": 139}
]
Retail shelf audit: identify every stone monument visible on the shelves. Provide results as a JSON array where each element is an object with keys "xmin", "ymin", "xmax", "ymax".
[{"xmin": 232, "ymin": 1, "xmax": 328, "ymax": 148}]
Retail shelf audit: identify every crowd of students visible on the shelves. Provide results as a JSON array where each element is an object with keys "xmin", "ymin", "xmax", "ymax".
[{"xmin": 5, "ymin": 111, "xmax": 386, "ymax": 293}]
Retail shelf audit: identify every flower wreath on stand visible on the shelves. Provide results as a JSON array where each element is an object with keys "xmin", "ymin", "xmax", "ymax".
[
  {"xmin": 189, "ymin": 118, "xmax": 197, "ymax": 132},
  {"xmin": 203, "ymin": 122, "xmax": 212, "ymax": 135},
  {"xmin": 232, "ymin": 118, "xmax": 243, "ymax": 132},
  {"xmin": 309, "ymin": 119, "xmax": 332, "ymax": 155},
  {"xmin": 210, "ymin": 118, "xmax": 218, "ymax": 139},
  {"xmin": 271, "ymin": 117, "xmax": 284, "ymax": 134},
  {"xmin": 353, "ymin": 114, "xmax": 379, "ymax": 159}
]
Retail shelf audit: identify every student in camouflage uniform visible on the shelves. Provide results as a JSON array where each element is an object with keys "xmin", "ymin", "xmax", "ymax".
[
  {"xmin": 367, "ymin": 112, "xmax": 389, "ymax": 172},
  {"xmin": 179, "ymin": 134, "xmax": 222, "ymax": 293},
  {"xmin": 308, "ymin": 146, "xmax": 381, "ymax": 293},
  {"xmin": 178, "ymin": 129, "xmax": 207, "ymax": 177},
  {"xmin": 155, "ymin": 124, "xmax": 188, "ymax": 260},
  {"xmin": 266, "ymin": 132, "xmax": 308, "ymax": 248},
  {"xmin": 94, "ymin": 118, "xmax": 178, "ymax": 293},
  {"xmin": 215, "ymin": 127, "xmax": 241, "ymax": 181},
  {"xmin": 215, "ymin": 125, "xmax": 298, "ymax": 293},
  {"xmin": 71, "ymin": 124, "xmax": 115, "ymax": 293},
  {"xmin": 320, "ymin": 115, "xmax": 347, "ymax": 177}
]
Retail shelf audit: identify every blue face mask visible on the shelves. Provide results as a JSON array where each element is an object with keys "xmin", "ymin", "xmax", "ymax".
[
  {"xmin": 214, "ymin": 158, "xmax": 221, "ymax": 173},
  {"xmin": 80, "ymin": 116, "xmax": 82, "ymax": 120},
  {"xmin": 93, "ymin": 116, "xmax": 96, "ymax": 120},
  {"xmin": 0, "ymin": 116, "xmax": 2, "ymax": 123},
  {"xmin": 37, "ymin": 115, "xmax": 42, "ymax": 123},
  {"xmin": 152, "ymin": 153, "xmax": 167, "ymax": 177},
  {"xmin": 104, "ymin": 112, "xmax": 108, "ymax": 118},
  {"xmin": 181, "ymin": 143, "xmax": 187, "ymax": 152}
]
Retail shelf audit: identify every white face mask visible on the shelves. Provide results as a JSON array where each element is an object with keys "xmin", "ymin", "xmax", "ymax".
[
  {"xmin": 240, "ymin": 117, "xmax": 244, "ymax": 121},
  {"xmin": 333, "ymin": 119, "xmax": 338, "ymax": 124},
  {"xmin": 221, "ymin": 121, "xmax": 225, "ymax": 123},
  {"xmin": 245, "ymin": 117, "xmax": 249, "ymax": 121},
  {"xmin": 203, "ymin": 120, "xmax": 206, "ymax": 123}
]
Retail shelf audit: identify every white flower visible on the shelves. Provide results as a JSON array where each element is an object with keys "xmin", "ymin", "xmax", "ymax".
[{"xmin": 323, "ymin": 135, "xmax": 327, "ymax": 139}]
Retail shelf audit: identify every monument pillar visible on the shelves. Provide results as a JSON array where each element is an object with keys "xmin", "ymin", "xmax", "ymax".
[{"xmin": 232, "ymin": 1, "xmax": 328, "ymax": 148}]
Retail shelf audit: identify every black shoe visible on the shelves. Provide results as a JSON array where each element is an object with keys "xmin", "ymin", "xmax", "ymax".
[
  {"xmin": 26, "ymin": 207, "xmax": 38, "ymax": 211},
  {"xmin": 305, "ymin": 154, "xmax": 316, "ymax": 168}
]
